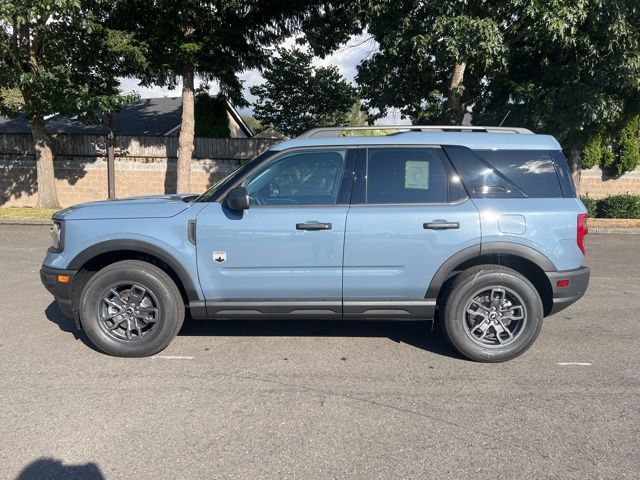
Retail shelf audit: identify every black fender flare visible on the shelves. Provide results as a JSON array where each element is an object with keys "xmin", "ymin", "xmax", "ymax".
[
  {"xmin": 426, "ymin": 241, "xmax": 557, "ymax": 301},
  {"xmin": 67, "ymin": 239, "xmax": 202, "ymax": 302}
]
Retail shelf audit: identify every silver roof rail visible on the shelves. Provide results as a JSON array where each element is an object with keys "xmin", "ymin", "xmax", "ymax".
[{"xmin": 297, "ymin": 125, "xmax": 534, "ymax": 138}]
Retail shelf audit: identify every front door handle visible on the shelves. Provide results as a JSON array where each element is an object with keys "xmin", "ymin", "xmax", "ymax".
[
  {"xmin": 424, "ymin": 221, "xmax": 460, "ymax": 230},
  {"xmin": 296, "ymin": 222, "xmax": 332, "ymax": 231}
]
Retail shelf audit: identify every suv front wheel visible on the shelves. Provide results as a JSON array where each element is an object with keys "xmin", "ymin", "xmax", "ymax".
[
  {"xmin": 443, "ymin": 265, "xmax": 543, "ymax": 362},
  {"xmin": 79, "ymin": 260, "xmax": 185, "ymax": 357}
]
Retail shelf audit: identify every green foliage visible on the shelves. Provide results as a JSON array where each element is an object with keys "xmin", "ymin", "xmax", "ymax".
[
  {"xmin": 579, "ymin": 195, "xmax": 599, "ymax": 218},
  {"xmin": 194, "ymin": 93, "xmax": 230, "ymax": 138},
  {"xmin": 242, "ymin": 115, "xmax": 263, "ymax": 135},
  {"xmin": 347, "ymin": 101, "xmax": 368, "ymax": 127},
  {"xmin": 581, "ymin": 135, "xmax": 603, "ymax": 170},
  {"xmin": 108, "ymin": 1, "xmax": 343, "ymax": 106},
  {"xmin": 598, "ymin": 194, "xmax": 640, "ymax": 219},
  {"xmin": 614, "ymin": 116, "xmax": 640, "ymax": 177},
  {"xmin": 250, "ymin": 48, "xmax": 357, "ymax": 137},
  {"xmin": 580, "ymin": 116, "xmax": 640, "ymax": 176},
  {"xmin": 472, "ymin": 2, "xmax": 640, "ymax": 161},
  {"xmin": 0, "ymin": 0, "xmax": 143, "ymax": 121}
]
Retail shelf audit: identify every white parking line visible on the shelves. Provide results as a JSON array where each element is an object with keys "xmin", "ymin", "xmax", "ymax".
[
  {"xmin": 152, "ymin": 355, "xmax": 194, "ymax": 360},
  {"xmin": 557, "ymin": 362, "xmax": 592, "ymax": 366}
]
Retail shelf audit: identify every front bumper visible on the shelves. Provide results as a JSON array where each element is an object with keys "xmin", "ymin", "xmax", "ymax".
[
  {"xmin": 40, "ymin": 265, "xmax": 78, "ymax": 319},
  {"xmin": 546, "ymin": 266, "xmax": 590, "ymax": 315}
]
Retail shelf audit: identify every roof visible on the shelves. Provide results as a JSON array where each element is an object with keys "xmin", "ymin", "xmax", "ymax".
[
  {"xmin": 0, "ymin": 97, "xmax": 252, "ymax": 136},
  {"xmin": 254, "ymin": 127, "xmax": 286, "ymax": 139},
  {"xmin": 273, "ymin": 131, "xmax": 562, "ymax": 151}
]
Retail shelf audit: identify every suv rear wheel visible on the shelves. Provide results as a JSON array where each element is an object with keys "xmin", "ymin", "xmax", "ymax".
[
  {"xmin": 79, "ymin": 260, "xmax": 184, "ymax": 357},
  {"xmin": 442, "ymin": 265, "xmax": 543, "ymax": 362}
]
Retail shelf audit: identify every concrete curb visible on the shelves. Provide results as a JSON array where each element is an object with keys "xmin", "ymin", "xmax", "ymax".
[{"xmin": 0, "ymin": 217, "xmax": 51, "ymax": 225}]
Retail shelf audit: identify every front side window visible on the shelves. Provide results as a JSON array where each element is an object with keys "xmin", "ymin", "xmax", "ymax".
[
  {"xmin": 366, "ymin": 148, "xmax": 448, "ymax": 204},
  {"xmin": 244, "ymin": 149, "xmax": 347, "ymax": 205}
]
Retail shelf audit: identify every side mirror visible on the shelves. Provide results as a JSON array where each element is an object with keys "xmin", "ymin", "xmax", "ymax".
[{"xmin": 225, "ymin": 186, "xmax": 250, "ymax": 210}]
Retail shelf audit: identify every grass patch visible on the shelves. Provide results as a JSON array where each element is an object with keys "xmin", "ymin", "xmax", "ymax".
[{"xmin": 0, "ymin": 207, "xmax": 57, "ymax": 219}]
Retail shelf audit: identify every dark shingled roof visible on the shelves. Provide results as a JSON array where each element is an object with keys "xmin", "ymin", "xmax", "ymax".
[{"xmin": 0, "ymin": 97, "xmax": 251, "ymax": 136}]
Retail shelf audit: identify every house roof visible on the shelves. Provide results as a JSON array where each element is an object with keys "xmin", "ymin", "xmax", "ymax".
[
  {"xmin": 254, "ymin": 127, "xmax": 286, "ymax": 139},
  {"xmin": 0, "ymin": 97, "xmax": 252, "ymax": 136}
]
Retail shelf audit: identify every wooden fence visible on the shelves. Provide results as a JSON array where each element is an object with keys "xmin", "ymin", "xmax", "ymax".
[{"xmin": 0, "ymin": 133, "xmax": 279, "ymax": 160}]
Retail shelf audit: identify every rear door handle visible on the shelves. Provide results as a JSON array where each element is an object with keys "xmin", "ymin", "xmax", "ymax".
[
  {"xmin": 424, "ymin": 221, "xmax": 460, "ymax": 230},
  {"xmin": 296, "ymin": 222, "xmax": 332, "ymax": 231}
]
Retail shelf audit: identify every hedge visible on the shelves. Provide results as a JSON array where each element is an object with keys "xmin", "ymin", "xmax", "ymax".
[{"xmin": 580, "ymin": 194, "xmax": 640, "ymax": 219}]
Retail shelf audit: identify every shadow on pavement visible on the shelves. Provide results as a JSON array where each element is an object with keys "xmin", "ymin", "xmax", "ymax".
[
  {"xmin": 44, "ymin": 301, "xmax": 462, "ymax": 360},
  {"xmin": 179, "ymin": 316, "xmax": 463, "ymax": 359},
  {"xmin": 16, "ymin": 458, "xmax": 104, "ymax": 480},
  {"xmin": 44, "ymin": 302, "xmax": 101, "ymax": 354}
]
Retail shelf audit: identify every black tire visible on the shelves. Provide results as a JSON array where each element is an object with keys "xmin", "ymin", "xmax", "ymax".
[
  {"xmin": 79, "ymin": 260, "xmax": 184, "ymax": 357},
  {"xmin": 442, "ymin": 265, "xmax": 543, "ymax": 362}
]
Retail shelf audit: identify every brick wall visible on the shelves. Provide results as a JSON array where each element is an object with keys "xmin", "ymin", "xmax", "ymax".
[
  {"xmin": 0, "ymin": 155, "xmax": 245, "ymax": 207},
  {"xmin": 0, "ymin": 133, "xmax": 277, "ymax": 208},
  {"xmin": 580, "ymin": 166, "xmax": 640, "ymax": 199}
]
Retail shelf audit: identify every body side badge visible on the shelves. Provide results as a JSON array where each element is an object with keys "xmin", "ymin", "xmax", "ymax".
[{"xmin": 213, "ymin": 251, "xmax": 227, "ymax": 263}]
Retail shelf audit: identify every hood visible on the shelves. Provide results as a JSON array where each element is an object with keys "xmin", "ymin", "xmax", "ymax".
[{"xmin": 53, "ymin": 194, "xmax": 198, "ymax": 220}]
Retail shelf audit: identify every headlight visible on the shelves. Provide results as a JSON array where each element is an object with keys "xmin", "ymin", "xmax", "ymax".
[{"xmin": 49, "ymin": 221, "xmax": 63, "ymax": 252}]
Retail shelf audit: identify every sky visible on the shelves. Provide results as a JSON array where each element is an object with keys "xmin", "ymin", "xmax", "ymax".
[{"xmin": 118, "ymin": 34, "xmax": 410, "ymax": 125}]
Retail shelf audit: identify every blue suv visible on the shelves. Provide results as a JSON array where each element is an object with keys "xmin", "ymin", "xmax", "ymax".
[{"xmin": 41, "ymin": 126, "xmax": 590, "ymax": 362}]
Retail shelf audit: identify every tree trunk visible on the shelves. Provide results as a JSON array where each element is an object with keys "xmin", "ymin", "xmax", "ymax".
[
  {"xmin": 176, "ymin": 64, "xmax": 195, "ymax": 193},
  {"xmin": 447, "ymin": 60, "xmax": 467, "ymax": 124},
  {"xmin": 568, "ymin": 147, "xmax": 582, "ymax": 195},
  {"xmin": 29, "ymin": 116, "xmax": 60, "ymax": 209}
]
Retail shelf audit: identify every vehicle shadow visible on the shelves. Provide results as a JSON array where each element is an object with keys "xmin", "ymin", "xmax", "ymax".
[
  {"xmin": 16, "ymin": 457, "xmax": 104, "ymax": 480},
  {"xmin": 179, "ymin": 315, "xmax": 463, "ymax": 360},
  {"xmin": 44, "ymin": 302, "xmax": 102, "ymax": 353},
  {"xmin": 45, "ymin": 301, "xmax": 463, "ymax": 360}
]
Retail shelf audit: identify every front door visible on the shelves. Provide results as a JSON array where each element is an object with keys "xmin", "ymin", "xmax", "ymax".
[
  {"xmin": 196, "ymin": 148, "xmax": 355, "ymax": 318},
  {"xmin": 342, "ymin": 146, "xmax": 481, "ymax": 318}
]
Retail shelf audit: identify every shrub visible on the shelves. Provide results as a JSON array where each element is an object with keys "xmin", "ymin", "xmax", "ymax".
[
  {"xmin": 581, "ymin": 135, "xmax": 602, "ymax": 169},
  {"xmin": 598, "ymin": 194, "xmax": 640, "ymax": 219},
  {"xmin": 615, "ymin": 116, "xmax": 640, "ymax": 177},
  {"xmin": 580, "ymin": 195, "xmax": 598, "ymax": 218}
]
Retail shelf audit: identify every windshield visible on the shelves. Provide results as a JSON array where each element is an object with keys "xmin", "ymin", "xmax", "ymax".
[{"xmin": 194, "ymin": 150, "xmax": 276, "ymax": 202}]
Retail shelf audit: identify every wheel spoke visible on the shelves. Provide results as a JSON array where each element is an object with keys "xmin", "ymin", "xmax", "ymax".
[
  {"xmin": 493, "ymin": 319, "xmax": 514, "ymax": 344},
  {"xmin": 502, "ymin": 306, "xmax": 524, "ymax": 321},
  {"xmin": 106, "ymin": 318, "xmax": 125, "ymax": 331},
  {"xmin": 127, "ymin": 285, "xmax": 147, "ymax": 308},
  {"xmin": 490, "ymin": 288, "xmax": 506, "ymax": 308}
]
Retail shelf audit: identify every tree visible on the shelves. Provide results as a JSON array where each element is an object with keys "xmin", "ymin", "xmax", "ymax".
[
  {"xmin": 250, "ymin": 48, "xmax": 356, "ymax": 137},
  {"xmin": 0, "ymin": 0, "xmax": 141, "ymax": 208},
  {"xmin": 467, "ymin": 2, "xmax": 640, "ymax": 187},
  {"xmin": 302, "ymin": 1, "xmax": 509, "ymax": 125},
  {"xmin": 109, "ymin": 1, "xmax": 347, "ymax": 193},
  {"xmin": 305, "ymin": 1, "xmax": 640, "ymax": 188}
]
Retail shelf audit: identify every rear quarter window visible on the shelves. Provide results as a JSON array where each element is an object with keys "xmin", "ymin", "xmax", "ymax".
[{"xmin": 474, "ymin": 150, "xmax": 563, "ymax": 198}]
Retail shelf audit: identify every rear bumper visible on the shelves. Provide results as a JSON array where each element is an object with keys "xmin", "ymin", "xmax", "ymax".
[
  {"xmin": 40, "ymin": 265, "xmax": 78, "ymax": 319},
  {"xmin": 545, "ymin": 266, "xmax": 590, "ymax": 315}
]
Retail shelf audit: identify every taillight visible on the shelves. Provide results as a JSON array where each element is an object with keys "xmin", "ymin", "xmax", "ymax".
[{"xmin": 577, "ymin": 214, "xmax": 588, "ymax": 255}]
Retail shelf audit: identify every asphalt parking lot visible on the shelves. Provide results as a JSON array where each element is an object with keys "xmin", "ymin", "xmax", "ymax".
[{"xmin": 0, "ymin": 225, "xmax": 638, "ymax": 479}]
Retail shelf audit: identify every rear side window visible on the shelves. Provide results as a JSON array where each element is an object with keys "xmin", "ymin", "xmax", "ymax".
[
  {"xmin": 474, "ymin": 150, "xmax": 563, "ymax": 198},
  {"xmin": 443, "ymin": 146, "xmax": 523, "ymax": 198},
  {"xmin": 444, "ymin": 146, "xmax": 572, "ymax": 198},
  {"xmin": 366, "ymin": 148, "xmax": 448, "ymax": 204}
]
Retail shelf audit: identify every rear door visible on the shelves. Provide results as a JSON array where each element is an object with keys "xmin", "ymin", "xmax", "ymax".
[{"xmin": 342, "ymin": 146, "xmax": 481, "ymax": 318}]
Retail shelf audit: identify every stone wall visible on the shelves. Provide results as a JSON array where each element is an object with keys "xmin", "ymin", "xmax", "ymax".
[
  {"xmin": 0, "ymin": 133, "xmax": 277, "ymax": 208},
  {"xmin": 0, "ymin": 155, "xmax": 244, "ymax": 207},
  {"xmin": 580, "ymin": 166, "xmax": 640, "ymax": 199}
]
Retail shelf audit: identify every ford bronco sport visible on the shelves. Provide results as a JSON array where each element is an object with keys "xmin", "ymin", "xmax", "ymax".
[{"xmin": 41, "ymin": 126, "xmax": 590, "ymax": 362}]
